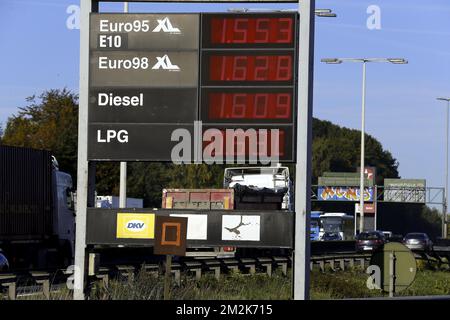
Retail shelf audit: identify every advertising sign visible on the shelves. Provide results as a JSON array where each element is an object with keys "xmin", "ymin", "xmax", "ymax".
[
  {"xmin": 116, "ymin": 213, "xmax": 155, "ymax": 239},
  {"xmin": 384, "ymin": 179, "xmax": 426, "ymax": 203},
  {"xmin": 222, "ymin": 215, "xmax": 261, "ymax": 241},
  {"xmin": 355, "ymin": 203, "xmax": 375, "ymax": 214},
  {"xmin": 154, "ymin": 215, "xmax": 188, "ymax": 256},
  {"xmin": 318, "ymin": 186, "xmax": 374, "ymax": 201}
]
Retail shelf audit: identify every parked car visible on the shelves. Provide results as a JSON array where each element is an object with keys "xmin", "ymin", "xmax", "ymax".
[
  {"xmin": 355, "ymin": 231, "xmax": 386, "ymax": 252},
  {"xmin": 321, "ymin": 232, "xmax": 342, "ymax": 241},
  {"xmin": 403, "ymin": 233, "xmax": 433, "ymax": 252}
]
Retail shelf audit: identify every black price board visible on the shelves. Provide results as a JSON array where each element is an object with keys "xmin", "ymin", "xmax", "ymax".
[{"xmin": 88, "ymin": 13, "xmax": 298, "ymax": 163}]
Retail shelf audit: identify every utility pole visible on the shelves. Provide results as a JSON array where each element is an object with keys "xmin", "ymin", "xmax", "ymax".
[
  {"xmin": 359, "ymin": 61, "xmax": 367, "ymax": 233},
  {"xmin": 437, "ymin": 97, "xmax": 450, "ymax": 238}
]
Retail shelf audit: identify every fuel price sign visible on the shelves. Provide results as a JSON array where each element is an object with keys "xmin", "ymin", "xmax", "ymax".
[
  {"xmin": 88, "ymin": 13, "xmax": 298, "ymax": 163},
  {"xmin": 200, "ymin": 13, "xmax": 297, "ymax": 162}
]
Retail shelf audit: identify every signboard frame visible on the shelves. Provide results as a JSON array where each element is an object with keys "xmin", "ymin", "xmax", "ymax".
[
  {"xmin": 75, "ymin": 0, "xmax": 314, "ymax": 301},
  {"xmin": 86, "ymin": 208, "xmax": 294, "ymax": 247}
]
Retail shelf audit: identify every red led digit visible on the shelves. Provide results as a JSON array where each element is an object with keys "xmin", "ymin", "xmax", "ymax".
[
  {"xmin": 275, "ymin": 94, "xmax": 291, "ymax": 118},
  {"xmin": 254, "ymin": 56, "xmax": 269, "ymax": 80},
  {"xmin": 231, "ymin": 94, "xmax": 247, "ymax": 118},
  {"xmin": 219, "ymin": 56, "xmax": 227, "ymax": 81},
  {"xmin": 276, "ymin": 56, "xmax": 292, "ymax": 80},
  {"xmin": 209, "ymin": 56, "xmax": 230, "ymax": 81},
  {"xmin": 255, "ymin": 19, "xmax": 270, "ymax": 43},
  {"xmin": 233, "ymin": 18, "xmax": 248, "ymax": 43},
  {"xmin": 232, "ymin": 56, "xmax": 247, "ymax": 80},
  {"xmin": 220, "ymin": 18, "xmax": 228, "ymax": 43},
  {"xmin": 277, "ymin": 18, "xmax": 293, "ymax": 43},
  {"xmin": 218, "ymin": 92, "xmax": 227, "ymax": 118},
  {"xmin": 253, "ymin": 94, "xmax": 269, "ymax": 118}
]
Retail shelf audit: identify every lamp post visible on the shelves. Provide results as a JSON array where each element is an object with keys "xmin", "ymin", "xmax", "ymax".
[
  {"xmin": 437, "ymin": 97, "xmax": 450, "ymax": 238},
  {"xmin": 321, "ymin": 58, "xmax": 408, "ymax": 233}
]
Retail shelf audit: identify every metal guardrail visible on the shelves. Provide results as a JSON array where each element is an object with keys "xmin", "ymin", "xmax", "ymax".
[{"xmin": 1, "ymin": 245, "xmax": 449, "ymax": 300}]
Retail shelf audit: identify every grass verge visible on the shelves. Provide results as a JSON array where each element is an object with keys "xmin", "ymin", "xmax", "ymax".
[{"xmin": 5, "ymin": 266, "xmax": 450, "ymax": 300}]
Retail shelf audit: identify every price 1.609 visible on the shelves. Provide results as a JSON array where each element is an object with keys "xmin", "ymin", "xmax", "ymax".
[{"xmin": 208, "ymin": 92, "xmax": 292, "ymax": 120}]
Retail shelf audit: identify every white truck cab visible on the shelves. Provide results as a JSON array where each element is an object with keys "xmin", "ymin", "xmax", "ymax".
[
  {"xmin": 52, "ymin": 157, "xmax": 76, "ymax": 264},
  {"xmin": 223, "ymin": 166, "xmax": 293, "ymax": 211}
]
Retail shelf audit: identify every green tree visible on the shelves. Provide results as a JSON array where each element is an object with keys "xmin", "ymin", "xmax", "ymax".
[
  {"xmin": 2, "ymin": 89, "xmax": 79, "ymax": 179},
  {"xmin": 312, "ymin": 118, "xmax": 399, "ymax": 184}
]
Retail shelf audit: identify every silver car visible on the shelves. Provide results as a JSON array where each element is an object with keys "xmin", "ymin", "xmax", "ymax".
[{"xmin": 403, "ymin": 233, "xmax": 433, "ymax": 252}]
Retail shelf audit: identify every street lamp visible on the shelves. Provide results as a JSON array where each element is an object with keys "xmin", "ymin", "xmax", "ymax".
[
  {"xmin": 227, "ymin": 8, "xmax": 337, "ymax": 17},
  {"xmin": 321, "ymin": 57, "xmax": 408, "ymax": 233},
  {"xmin": 437, "ymin": 97, "xmax": 450, "ymax": 238},
  {"xmin": 314, "ymin": 9, "xmax": 337, "ymax": 17}
]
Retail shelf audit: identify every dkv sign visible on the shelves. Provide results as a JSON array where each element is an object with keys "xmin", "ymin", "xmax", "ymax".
[{"xmin": 116, "ymin": 213, "xmax": 155, "ymax": 239}]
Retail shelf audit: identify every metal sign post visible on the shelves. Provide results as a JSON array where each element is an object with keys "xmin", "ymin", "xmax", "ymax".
[
  {"xmin": 164, "ymin": 255, "xmax": 172, "ymax": 300},
  {"xmin": 154, "ymin": 215, "xmax": 188, "ymax": 300},
  {"xmin": 76, "ymin": 0, "xmax": 314, "ymax": 301},
  {"xmin": 293, "ymin": 0, "xmax": 315, "ymax": 300},
  {"xmin": 74, "ymin": 0, "xmax": 95, "ymax": 301}
]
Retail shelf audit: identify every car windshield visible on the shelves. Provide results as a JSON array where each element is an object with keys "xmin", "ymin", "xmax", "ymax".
[{"xmin": 358, "ymin": 233, "xmax": 381, "ymax": 240}]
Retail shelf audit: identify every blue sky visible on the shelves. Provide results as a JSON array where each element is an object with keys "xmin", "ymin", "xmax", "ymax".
[{"xmin": 1, "ymin": 0, "xmax": 450, "ymax": 193}]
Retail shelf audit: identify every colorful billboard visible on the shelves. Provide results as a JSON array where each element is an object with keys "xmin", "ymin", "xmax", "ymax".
[{"xmin": 318, "ymin": 186, "xmax": 374, "ymax": 201}]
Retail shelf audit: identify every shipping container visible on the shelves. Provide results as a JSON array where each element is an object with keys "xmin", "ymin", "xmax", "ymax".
[
  {"xmin": 162, "ymin": 188, "xmax": 234, "ymax": 210},
  {"xmin": 0, "ymin": 145, "xmax": 53, "ymax": 240}
]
